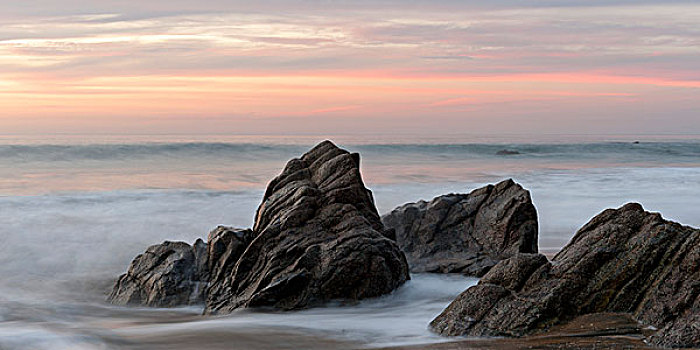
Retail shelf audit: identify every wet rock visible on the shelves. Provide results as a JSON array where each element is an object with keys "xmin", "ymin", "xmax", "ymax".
[
  {"xmin": 430, "ymin": 203, "xmax": 700, "ymax": 349},
  {"xmin": 108, "ymin": 240, "xmax": 209, "ymax": 307},
  {"xmin": 479, "ymin": 253, "xmax": 550, "ymax": 291},
  {"xmin": 206, "ymin": 226, "xmax": 253, "ymax": 284},
  {"xmin": 205, "ymin": 140, "xmax": 410, "ymax": 313},
  {"xmin": 108, "ymin": 226, "xmax": 252, "ymax": 308},
  {"xmin": 382, "ymin": 179, "xmax": 538, "ymax": 276}
]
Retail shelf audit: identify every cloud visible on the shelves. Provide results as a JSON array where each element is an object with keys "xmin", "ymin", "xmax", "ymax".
[{"xmin": 0, "ymin": 2, "xmax": 698, "ymax": 133}]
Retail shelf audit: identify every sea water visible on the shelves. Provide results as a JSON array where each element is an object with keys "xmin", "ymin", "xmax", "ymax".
[{"xmin": 0, "ymin": 133, "xmax": 699, "ymax": 349}]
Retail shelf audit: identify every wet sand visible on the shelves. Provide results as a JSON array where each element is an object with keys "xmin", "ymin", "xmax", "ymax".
[
  {"xmin": 382, "ymin": 313, "xmax": 665, "ymax": 350},
  {"xmin": 97, "ymin": 312, "xmax": 674, "ymax": 350},
  {"xmin": 111, "ymin": 328, "xmax": 357, "ymax": 350}
]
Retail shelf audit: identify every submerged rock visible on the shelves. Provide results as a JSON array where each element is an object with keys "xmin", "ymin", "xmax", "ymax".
[
  {"xmin": 205, "ymin": 140, "xmax": 409, "ymax": 312},
  {"xmin": 431, "ymin": 203, "xmax": 700, "ymax": 349},
  {"xmin": 382, "ymin": 179, "xmax": 538, "ymax": 276},
  {"xmin": 496, "ymin": 149, "xmax": 520, "ymax": 155},
  {"xmin": 108, "ymin": 240, "xmax": 209, "ymax": 307}
]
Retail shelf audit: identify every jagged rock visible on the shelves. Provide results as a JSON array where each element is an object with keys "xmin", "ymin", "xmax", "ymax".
[
  {"xmin": 382, "ymin": 179, "xmax": 538, "ymax": 276},
  {"xmin": 205, "ymin": 140, "xmax": 410, "ymax": 313},
  {"xmin": 430, "ymin": 203, "xmax": 700, "ymax": 349},
  {"xmin": 108, "ymin": 240, "xmax": 209, "ymax": 307},
  {"xmin": 479, "ymin": 253, "xmax": 549, "ymax": 292},
  {"xmin": 108, "ymin": 226, "xmax": 251, "ymax": 307},
  {"xmin": 109, "ymin": 141, "xmax": 408, "ymax": 312},
  {"xmin": 207, "ymin": 226, "xmax": 253, "ymax": 291}
]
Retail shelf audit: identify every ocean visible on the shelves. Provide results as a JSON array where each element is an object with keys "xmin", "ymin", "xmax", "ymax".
[{"xmin": 1, "ymin": 133, "xmax": 699, "ymax": 349}]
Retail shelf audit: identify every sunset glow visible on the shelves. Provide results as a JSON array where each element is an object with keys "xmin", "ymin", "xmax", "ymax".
[{"xmin": 1, "ymin": 1, "xmax": 699, "ymax": 134}]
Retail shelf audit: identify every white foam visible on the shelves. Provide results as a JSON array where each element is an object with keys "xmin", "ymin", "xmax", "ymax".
[
  {"xmin": 0, "ymin": 148, "xmax": 699, "ymax": 348},
  {"xmin": 112, "ymin": 274, "xmax": 477, "ymax": 348},
  {"xmin": 0, "ymin": 323, "xmax": 109, "ymax": 350}
]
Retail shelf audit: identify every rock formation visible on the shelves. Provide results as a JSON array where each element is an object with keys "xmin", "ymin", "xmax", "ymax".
[
  {"xmin": 205, "ymin": 140, "xmax": 409, "ymax": 312},
  {"xmin": 206, "ymin": 226, "xmax": 253, "ymax": 286},
  {"xmin": 108, "ymin": 240, "xmax": 209, "ymax": 307},
  {"xmin": 382, "ymin": 179, "xmax": 538, "ymax": 276},
  {"xmin": 430, "ymin": 203, "xmax": 700, "ymax": 349},
  {"xmin": 110, "ymin": 141, "xmax": 410, "ymax": 311},
  {"xmin": 108, "ymin": 226, "xmax": 253, "ymax": 307}
]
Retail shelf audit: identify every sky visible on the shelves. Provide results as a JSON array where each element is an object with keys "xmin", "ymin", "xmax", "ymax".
[{"xmin": 0, "ymin": 1, "xmax": 699, "ymax": 135}]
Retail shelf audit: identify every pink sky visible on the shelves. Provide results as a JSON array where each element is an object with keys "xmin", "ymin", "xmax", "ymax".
[{"xmin": 1, "ymin": 1, "xmax": 699, "ymax": 134}]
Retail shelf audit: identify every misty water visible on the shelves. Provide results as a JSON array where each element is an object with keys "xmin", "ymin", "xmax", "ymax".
[{"xmin": 1, "ymin": 134, "xmax": 699, "ymax": 349}]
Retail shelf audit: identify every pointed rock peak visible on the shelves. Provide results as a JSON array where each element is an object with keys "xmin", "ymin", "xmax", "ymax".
[
  {"xmin": 496, "ymin": 178, "xmax": 516, "ymax": 188},
  {"xmin": 206, "ymin": 142, "xmax": 409, "ymax": 313},
  {"xmin": 301, "ymin": 140, "xmax": 343, "ymax": 162},
  {"xmin": 311, "ymin": 140, "xmax": 339, "ymax": 152},
  {"xmin": 621, "ymin": 202, "xmax": 644, "ymax": 212}
]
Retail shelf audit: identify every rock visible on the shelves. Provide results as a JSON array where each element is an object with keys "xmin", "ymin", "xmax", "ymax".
[
  {"xmin": 108, "ymin": 226, "xmax": 251, "ymax": 307},
  {"xmin": 479, "ymin": 253, "xmax": 550, "ymax": 291},
  {"xmin": 109, "ymin": 141, "xmax": 408, "ymax": 312},
  {"xmin": 382, "ymin": 179, "xmax": 538, "ymax": 276},
  {"xmin": 205, "ymin": 140, "xmax": 410, "ymax": 313},
  {"xmin": 496, "ymin": 149, "xmax": 520, "ymax": 155},
  {"xmin": 207, "ymin": 226, "xmax": 253, "ymax": 285},
  {"xmin": 108, "ymin": 240, "xmax": 209, "ymax": 307},
  {"xmin": 430, "ymin": 203, "xmax": 700, "ymax": 349}
]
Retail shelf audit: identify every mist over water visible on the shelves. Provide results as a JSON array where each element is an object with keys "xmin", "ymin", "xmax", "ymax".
[{"xmin": 1, "ymin": 133, "xmax": 699, "ymax": 349}]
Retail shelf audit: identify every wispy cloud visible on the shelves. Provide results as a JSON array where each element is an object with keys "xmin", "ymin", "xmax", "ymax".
[{"xmin": 0, "ymin": 2, "xmax": 699, "ymax": 133}]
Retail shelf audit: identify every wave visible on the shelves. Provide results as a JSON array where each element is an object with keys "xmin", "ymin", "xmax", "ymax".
[
  {"xmin": 0, "ymin": 143, "xmax": 308, "ymax": 162},
  {"xmin": 356, "ymin": 142, "xmax": 700, "ymax": 160},
  {"xmin": 1, "ymin": 141, "xmax": 700, "ymax": 163}
]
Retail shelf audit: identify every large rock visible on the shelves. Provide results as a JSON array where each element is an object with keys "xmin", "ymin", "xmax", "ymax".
[
  {"xmin": 205, "ymin": 140, "xmax": 410, "ymax": 313},
  {"xmin": 108, "ymin": 226, "xmax": 251, "ymax": 307},
  {"xmin": 430, "ymin": 203, "xmax": 700, "ymax": 348},
  {"xmin": 382, "ymin": 179, "xmax": 538, "ymax": 276},
  {"xmin": 108, "ymin": 240, "xmax": 209, "ymax": 307}
]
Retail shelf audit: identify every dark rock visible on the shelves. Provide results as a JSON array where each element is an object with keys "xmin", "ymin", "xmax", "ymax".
[
  {"xmin": 205, "ymin": 140, "xmax": 410, "ymax": 313},
  {"xmin": 108, "ymin": 226, "xmax": 251, "ymax": 307},
  {"xmin": 206, "ymin": 226, "xmax": 253, "ymax": 285},
  {"xmin": 479, "ymin": 253, "xmax": 550, "ymax": 291},
  {"xmin": 430, "ymin": 203, "xmax": 700, "ymax": 348},
  {"xmin": 108, "ymin": 240, "xmax": 209, "ymax": 307},
  {"xmin": 382, "ymin": 179, "xmax": 538, "ymax": 276},
  {"xmin": 109, "ymin": 141, "xmax": 408, "ymax": 312},
  {"xmin": 496, "ymin": 149, "xmax": 520, "ymax": 155}
]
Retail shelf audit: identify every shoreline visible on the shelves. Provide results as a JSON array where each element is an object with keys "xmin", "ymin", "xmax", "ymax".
[
  {"xmin": 91, "ymin": 310, "xmax": 665, "ymax": 350},
  {"xmin": 380, "ymin": 313, "xmax": 662, "ymax": 350}
]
